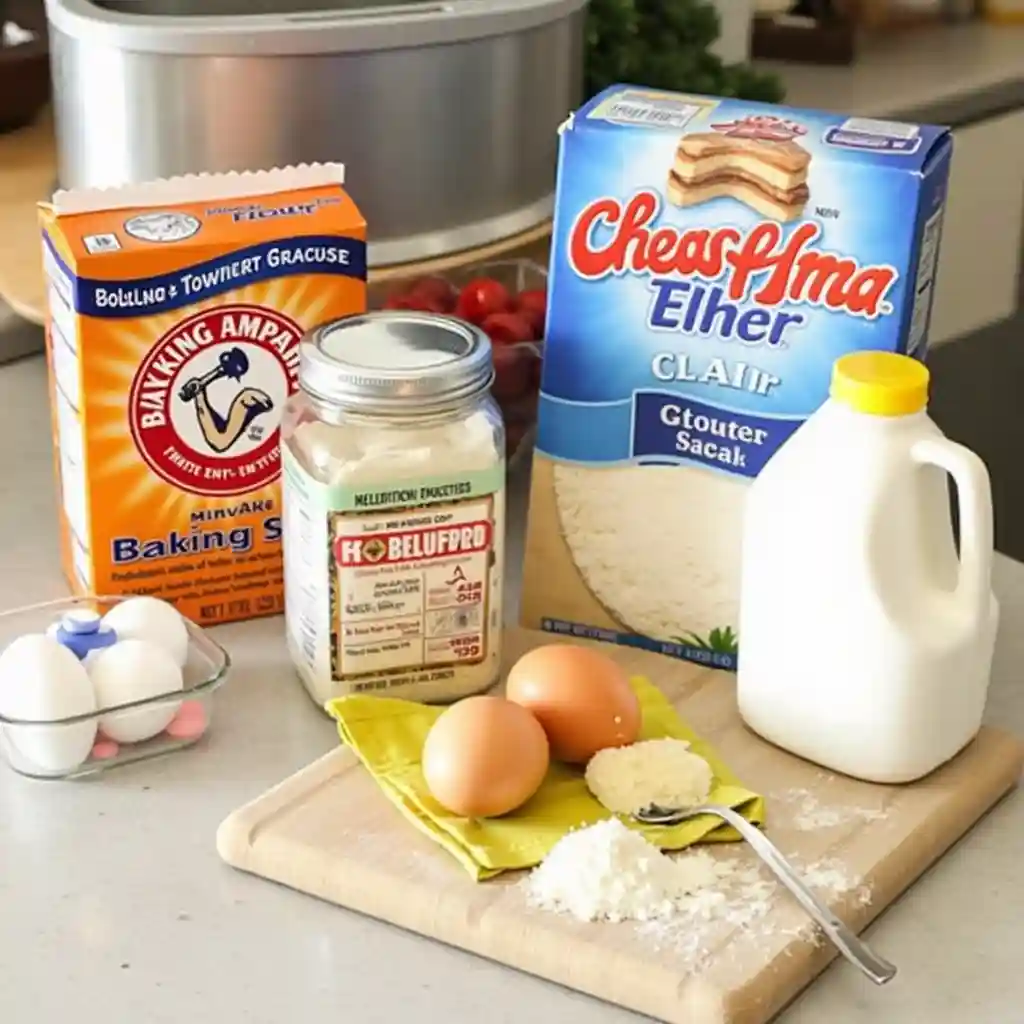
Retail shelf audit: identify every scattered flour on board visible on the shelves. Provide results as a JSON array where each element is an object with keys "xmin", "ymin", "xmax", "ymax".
[
  {"xmin": 637, "ymin": 850, "xmax": 873, "ymax": 970},
  {"xmin": 774, "ymin": 786, "xmax": 889, "ymax": 832},
  {"xmin": 522, "ymin": 819, "xmax": 873, "ymax": 974},
  {"xmin": 632, "ymin": 850, "xmax": 872, "ymax": 969}
]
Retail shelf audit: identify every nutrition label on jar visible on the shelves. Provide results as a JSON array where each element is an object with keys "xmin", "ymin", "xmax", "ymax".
[{"xmin": 331, "ymin": 499, "xmax": 495, "ymax": 676}]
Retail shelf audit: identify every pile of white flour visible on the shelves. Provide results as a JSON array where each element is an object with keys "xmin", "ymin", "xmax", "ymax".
[{"xmin": 524, "ymin": 819, "xmax": 721, "ymax": 923}]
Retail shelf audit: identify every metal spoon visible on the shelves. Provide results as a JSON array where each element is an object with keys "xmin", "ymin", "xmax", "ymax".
[{"xmin": 634, "ymin": 802, "xmax": 897, "ymax": 986}]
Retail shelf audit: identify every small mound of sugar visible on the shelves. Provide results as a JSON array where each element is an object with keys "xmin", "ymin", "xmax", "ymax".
[{"xmin": 585, "ymin": 737, "xmax": 713, "ymax": 815}]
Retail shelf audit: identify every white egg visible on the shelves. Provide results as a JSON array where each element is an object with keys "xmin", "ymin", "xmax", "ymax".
[
  {"xmin": 88, "ymin": 639, "xmax": 185, "ymax": 744},
  {"xmin": 101, "ymin": 597, "xmax": 189, "ymax": 668},
  {"xmin": 0, "ymin": 633, "xmax": 97, "ymax": 774}
]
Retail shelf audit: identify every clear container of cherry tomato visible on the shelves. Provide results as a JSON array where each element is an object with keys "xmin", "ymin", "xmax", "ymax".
[{"xmin": 368, "ymin": 259, "xmax": 547, "ymax": 468}]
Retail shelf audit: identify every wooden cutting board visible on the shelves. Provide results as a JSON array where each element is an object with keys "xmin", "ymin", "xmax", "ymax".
[{"xmin": 217, "ymin": 628, "xmax": 1024, "ymax": 1024}]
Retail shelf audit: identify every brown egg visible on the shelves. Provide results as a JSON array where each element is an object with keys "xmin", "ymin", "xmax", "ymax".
[
  {"xmin": 421, "ymin": 695, "xmax": 550, "ymax": 818},
  {"xmin": 505, "ymin": 645, "xmax": 641, "ymax": 764}
]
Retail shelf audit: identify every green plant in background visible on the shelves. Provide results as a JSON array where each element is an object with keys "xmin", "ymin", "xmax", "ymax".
[
  {"xmin": 585, "ymin": 0, "xmax": 784, "ymax": 103},
  {"xmin": 672, "ymin": 625, "xmax": 739, "ymax": 656}
]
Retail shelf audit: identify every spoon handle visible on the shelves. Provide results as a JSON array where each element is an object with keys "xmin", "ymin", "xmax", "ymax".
[
  {"xmin": 710, "ymin": 805, "xmax": 896, "ymax": 985},
  {"xmin": 650, "ymin": 804, "xmax": 897, "ymax": 985}
]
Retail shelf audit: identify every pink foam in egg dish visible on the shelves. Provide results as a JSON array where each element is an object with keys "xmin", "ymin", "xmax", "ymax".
[
  {"xmin": 165, "ymin": 701, "xmax": 208, "ymax": 741},
  {"xmin": 91, "ymin": 737, "xmax": 120, "ymax": 760}
]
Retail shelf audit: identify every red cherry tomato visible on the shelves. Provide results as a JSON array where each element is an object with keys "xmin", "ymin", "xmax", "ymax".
[
  {"xmin": 516, "ymin": 289, "xmax": 547, "ymax": 316},
  {"xmin": 515, "ymin": 289, "xmax": 547, "ymax": 338},
  {"xmin": 407, "ymin": 276, "xmax": 457, "ymax": 312},
  {"xmin": 481, "ymin": 311, "xmax": 535, "ymax": 347},
  {"xmin": 515, "ymin": 307, "xmax": 545, "ymax": 340},
  {"xmin": 491, "ymin": 345, "xmax": 532, "ymax": 402},
  {"xmin": 455, "ymin": 277, "xmax": 511, "ymax": 324}
]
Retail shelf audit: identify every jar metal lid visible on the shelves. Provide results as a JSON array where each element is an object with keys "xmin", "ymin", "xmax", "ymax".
[{"xmin": 299, "ymin": 311, "xmax": 494, "ymax": 413}]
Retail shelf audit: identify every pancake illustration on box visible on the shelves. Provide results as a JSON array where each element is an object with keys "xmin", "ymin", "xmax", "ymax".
[{"xmin": 668, "ymin": 124, "xmax": 811, "ymax": 222}]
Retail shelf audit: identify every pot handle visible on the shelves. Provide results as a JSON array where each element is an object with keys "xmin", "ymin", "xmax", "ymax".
[{"xmin": 912, "ymin": 436, "xmax": 994, "ymax": 624}]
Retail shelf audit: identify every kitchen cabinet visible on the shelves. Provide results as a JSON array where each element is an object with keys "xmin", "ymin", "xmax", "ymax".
[{"xmin": 928, "ymin": 108, "xmax": 1024, "ymax": 346}]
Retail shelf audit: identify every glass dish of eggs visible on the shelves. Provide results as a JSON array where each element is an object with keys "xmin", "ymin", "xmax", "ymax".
[{"xmin": 0, "ymin": 595, "xmax": 229, "ymax": 780}]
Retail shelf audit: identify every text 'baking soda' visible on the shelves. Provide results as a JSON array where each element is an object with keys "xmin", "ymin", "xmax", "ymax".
[
  {"xmin": 521, "ymin": 87, "xmax": 953, "ymax": 670},
  {"xmin": 40, "ymin": 166, "xmax": 366, "ymax": 625}
]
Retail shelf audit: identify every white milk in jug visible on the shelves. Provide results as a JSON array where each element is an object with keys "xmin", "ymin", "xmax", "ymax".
[{"xmin": 737, "ymin": 351, "xmax": 998, "ymax": 783}]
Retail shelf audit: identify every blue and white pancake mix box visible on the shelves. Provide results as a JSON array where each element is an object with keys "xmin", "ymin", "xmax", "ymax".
[{"xmin": 520, "ymin": 86, "xmax": 953, "ymax": 670}]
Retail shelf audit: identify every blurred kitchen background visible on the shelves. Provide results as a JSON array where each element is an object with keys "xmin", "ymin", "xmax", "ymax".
[{"xmin": 1, "ymin": 0, "xmax": 1022, "ymax": 546}]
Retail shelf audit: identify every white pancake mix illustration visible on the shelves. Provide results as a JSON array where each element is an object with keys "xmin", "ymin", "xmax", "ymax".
[{"xmin": 552, "ymin": 462, "xmax": 746, "ymax": 646}]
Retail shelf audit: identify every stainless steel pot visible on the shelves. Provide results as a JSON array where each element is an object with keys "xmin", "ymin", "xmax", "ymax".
[{"xmin": 45, "ymin": 0, "xmax": 585, "ymax": 266}]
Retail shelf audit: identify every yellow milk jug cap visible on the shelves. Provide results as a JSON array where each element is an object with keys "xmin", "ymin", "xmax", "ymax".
[{"xmin": 830, "ymin": 351, "xmax": 930, "ymax": 417}]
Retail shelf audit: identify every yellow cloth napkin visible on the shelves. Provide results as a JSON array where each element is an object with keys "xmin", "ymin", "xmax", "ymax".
[{"xmin": 326, "ymin": 675, "xmax": 765, "ymax": 880}]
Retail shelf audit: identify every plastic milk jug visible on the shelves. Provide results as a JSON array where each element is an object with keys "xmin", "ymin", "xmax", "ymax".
[{"xmin": 737, "ymin": 352, "xmax": 998, "ymax": 783}]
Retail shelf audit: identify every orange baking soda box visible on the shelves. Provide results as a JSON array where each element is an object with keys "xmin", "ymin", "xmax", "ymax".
[{"xmin": 39, "ymin": 166, "xmax": 366, "ymax": 625}]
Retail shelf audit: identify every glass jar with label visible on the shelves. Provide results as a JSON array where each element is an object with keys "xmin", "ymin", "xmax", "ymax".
[{"xmin": 280, "ymin": 310, "xmax": 506, "ymax": 709}]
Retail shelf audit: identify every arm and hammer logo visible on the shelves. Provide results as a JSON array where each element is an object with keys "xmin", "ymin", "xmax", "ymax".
[
  {"xmin": 178, "ymin": 346, "xmax": 273, "ymax": 453},
  {"xmin": 128, "ymin": 305, "xmax": 302, "ymax": 497}
]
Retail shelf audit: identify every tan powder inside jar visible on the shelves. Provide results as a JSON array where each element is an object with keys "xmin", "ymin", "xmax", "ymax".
[{"xmin": 281, "ymin": 326, "xmax": 506, "ymax": 708}]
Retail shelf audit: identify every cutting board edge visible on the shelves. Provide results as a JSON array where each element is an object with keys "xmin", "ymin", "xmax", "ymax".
[
  {"xmin": 218, "ymin": 841, "xmax": 738, "ymax": 1024},
  {"xmin": 215, "ymin": 727, "xmax": 1024, "ymax": 1024},
  {"xmin": 727, "ymin": 728, "xmax": 1024, "ymax": 1024},
  {"xmin": 216, "ymin": 746, "xmax": 353, "ymax": 867}
]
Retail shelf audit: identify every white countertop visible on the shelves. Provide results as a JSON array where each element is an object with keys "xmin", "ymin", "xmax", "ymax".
[
  {"xmin": 756, "ymin": 22, "xmax": 1024, "ymax": 121},
  {"xmin": 0, "ymin": 354, "xmax": 1022, "ymax": 1023}
]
